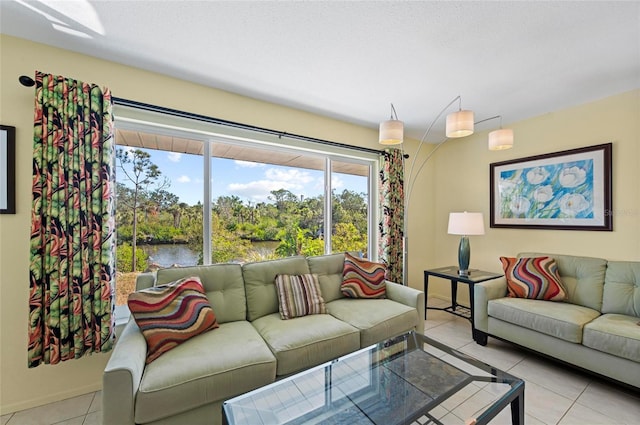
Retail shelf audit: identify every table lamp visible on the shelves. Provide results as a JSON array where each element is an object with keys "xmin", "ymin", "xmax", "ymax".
[{"xmin": 447, "ymin": 212, "xmax": 485, "ymax": 276}]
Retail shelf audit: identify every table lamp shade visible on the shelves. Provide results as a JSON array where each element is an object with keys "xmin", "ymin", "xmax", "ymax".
[
  {"xmin": 447, "ymin": 212, "xmax": 485, "ymax": 236},
  {"xmin": 448, "ymin": 212, "xmax": 484, "ymax": 276}
]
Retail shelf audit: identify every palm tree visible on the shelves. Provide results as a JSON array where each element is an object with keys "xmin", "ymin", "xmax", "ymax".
[{"xmin": 116, "ymin": 148, "xmax": 165, "ymax": 272}]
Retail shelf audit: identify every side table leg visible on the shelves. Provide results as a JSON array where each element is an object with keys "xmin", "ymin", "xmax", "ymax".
[
  {"xmin": 424, "ymin": 273, "xmax": 430, "ymax": 320},
  {"xmin": 450, "ymin": 279, "xmax": 458, "ymax": 311},
  {"xmin": 510, "ymin": 389, "xmax": 525, "ymax": 425},
  {"xmin": 468, "ymin": 281, "xmax": 476, "ymax": 329}
]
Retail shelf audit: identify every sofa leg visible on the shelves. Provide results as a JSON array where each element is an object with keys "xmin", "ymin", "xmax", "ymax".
[{"xmin": 474, "ymin": 330, "xmax": 488, "ymax": 346}]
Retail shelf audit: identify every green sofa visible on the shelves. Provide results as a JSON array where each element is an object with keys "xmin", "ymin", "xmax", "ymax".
[
  {"xmin": 103, "ymin": 253, "xmax": 424, "ymax": 425},
  {"xmin": 474, "ymin": 252, "xmax": 639, "ymax": 389}
]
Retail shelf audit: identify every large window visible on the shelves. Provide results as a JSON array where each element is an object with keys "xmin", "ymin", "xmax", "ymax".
[{"xmin": 114, "ymin": 106, "xmax": 378, "ymax": 306}]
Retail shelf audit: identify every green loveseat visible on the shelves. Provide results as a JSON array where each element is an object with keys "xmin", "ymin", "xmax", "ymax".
[
  {"xmin": 103, "ymin": 253, "xmax": 424, "ymax": 425},
  {"xmin": 474, "ymin": 252, "xmax": 639, "ymax": 389}
]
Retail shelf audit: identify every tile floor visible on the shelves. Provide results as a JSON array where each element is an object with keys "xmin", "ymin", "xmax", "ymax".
[
  {"xmin": 2, "ymin": 297, "xmax": 639, "ymax": 425},
  {"xmin": 423, "ymin": 298, "xmax": 640, "ymax": 425}
]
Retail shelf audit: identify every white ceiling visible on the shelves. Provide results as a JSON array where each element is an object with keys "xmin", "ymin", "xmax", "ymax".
[{"xmin": 2, "ymin": 1, "xmax": 639, "ymax": 141}]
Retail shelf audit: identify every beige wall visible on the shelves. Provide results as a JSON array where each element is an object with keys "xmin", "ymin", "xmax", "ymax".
[
  {"xmin": 414, "ymin": 89, "xmax": 640, "ymax": 302},
  {"xmin": 0, "ymin": 35, "xmax": 382, "ymax": 414},
  {"xmin": 1, "ymin": 33, "xmax": 638, "ymax": 413}
]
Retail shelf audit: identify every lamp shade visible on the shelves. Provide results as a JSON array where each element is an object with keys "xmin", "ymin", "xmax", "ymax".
[
  {"xmin": 446, "ymin": 110, "xmax": 474, "ymax": 138},
  {"xmin": 488, "ymin": 128, "xmax": 514, "ymax": 151},
  {"xmin": 447, "ymin": 212, "xmax": 485, "ymax": 235},
  {"xmin": 379, "ymin": 119, "xmax": 404, "ymax": 145}
]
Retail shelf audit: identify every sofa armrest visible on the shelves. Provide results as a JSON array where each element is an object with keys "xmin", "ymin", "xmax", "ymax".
[
  {"xmin": 385, "ymin": 281, "xmax": 425, "ymax": 335},
  {"xmin": 102, "ymin": 320, "xmax": 147, "ymax": 425},
  {"xmin": 136, "ymin": 272, "xmax": 157, "ymax": 291},
  {"xmin": 473, "ymin": 277, "xmax": 508, "ymax": 333}
]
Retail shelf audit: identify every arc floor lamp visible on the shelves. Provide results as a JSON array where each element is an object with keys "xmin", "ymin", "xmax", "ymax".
[{"xmin": 379, "ymin": 96, "xmax": 514, "ymax": 285}]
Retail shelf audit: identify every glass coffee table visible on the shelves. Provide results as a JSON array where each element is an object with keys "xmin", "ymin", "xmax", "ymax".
[{"xmin": 223, "ymin": 332, "xmax": 524, "ymax": 425}]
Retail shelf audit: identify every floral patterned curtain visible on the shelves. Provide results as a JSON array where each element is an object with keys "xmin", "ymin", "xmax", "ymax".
[
  {"xmin": 378, "ymin": 148, "xmax": 405, "ymax": 284},
  {"xmin": 28, "ymin": 71, "xmax": 116, "ymax": 367}
]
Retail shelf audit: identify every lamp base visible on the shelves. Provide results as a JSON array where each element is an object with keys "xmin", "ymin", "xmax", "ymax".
[{"xmin": 458, "ymin": 236, "xmax": 470, "ymax": 277}]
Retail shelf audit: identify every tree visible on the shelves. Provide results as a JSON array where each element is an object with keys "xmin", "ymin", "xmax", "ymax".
[
  {"xmin": 116, "ymin": 243, "xmax": 149, "ymax": 272},
  {"xmin": 116, "ymin": 148, "xmax": 168, "ymax": 271},
  {"xmin": 332, "ymin": 222, "xmax": 367, "ymax": 254},
  {"xmin": 168, "ymin": 202, "xmax": 189, "ymax": 228},
  {"xmin": 149, "ymin": 189, "xmax": 179, "ymax": 213},
  {"xmin": 269, "ymin": 189, "xmax": 298, "ymax": 213},
  {"xmin": 211, "ymin": 213, "xmax": 251, "ymax": 263}
]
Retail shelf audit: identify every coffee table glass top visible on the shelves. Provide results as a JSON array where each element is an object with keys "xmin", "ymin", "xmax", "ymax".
[{"xmin": 223, "ymin": 332, "xmax": 524, "ymax": 425}]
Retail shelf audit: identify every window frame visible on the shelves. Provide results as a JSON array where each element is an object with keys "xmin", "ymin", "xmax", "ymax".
[{"xmin": 113, "ymin": 104, "xmax": 380, "ymax": 322}]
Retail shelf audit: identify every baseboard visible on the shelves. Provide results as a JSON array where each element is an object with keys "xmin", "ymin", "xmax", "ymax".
[{"xmin": 0, "ymin": 382, "xmax": 102, "ymax": 416}]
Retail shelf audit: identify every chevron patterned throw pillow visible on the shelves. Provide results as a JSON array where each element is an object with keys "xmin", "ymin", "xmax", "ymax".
[{"xmin": 128, "ymin": 276, "xmax": 219, "ymax": 363}]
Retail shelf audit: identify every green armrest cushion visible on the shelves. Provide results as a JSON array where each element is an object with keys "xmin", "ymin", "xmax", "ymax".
[
  {"xmin": 474, "ymin": 277, "xmax": 508, "ymax": 333},
  {"xmin": 136, "ymin": 272, "xmax": 156, "ymax": 291},
  {"xmin": 385, "ymin": 281, "xmax": 425, "ymax": 335},
  {"xmin": 102, "ymin": 320, "xmax": 147, "ymax": 425}
]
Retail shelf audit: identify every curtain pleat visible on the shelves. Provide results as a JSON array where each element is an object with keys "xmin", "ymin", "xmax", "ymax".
[
  {"xmin": 378, "ymin": 148, "xmax": 405, "ymax": 284},
  {"xmin": 28, "ymin": 71, "xmax": 115, "ymax": 367}
]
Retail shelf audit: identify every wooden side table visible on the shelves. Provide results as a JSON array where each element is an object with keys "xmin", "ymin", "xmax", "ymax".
[{"xmin": 424, "ymin": 266, "xmax": 503, "ymax": 343}]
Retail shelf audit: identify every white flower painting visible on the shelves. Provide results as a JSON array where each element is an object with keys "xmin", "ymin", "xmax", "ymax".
[
  {"xmin": 559, "ymin": 166, "xmax": 587, "ymax": 188},
  {"xmin": 498, "ymin": 159, "xmax": 594, "ymax": 219},
  {"xmin": 491, "ymin": 144, "xmax": 612, "ymax": 230}
]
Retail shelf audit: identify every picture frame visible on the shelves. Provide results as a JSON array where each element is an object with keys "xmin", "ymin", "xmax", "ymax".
[
  {"xmin": 0, "ymin": 125, "xmax": 16, "ymax": 214},
  {"xmin": 490, "ymin": 143, "xmax": 612, "ymax": 231}
]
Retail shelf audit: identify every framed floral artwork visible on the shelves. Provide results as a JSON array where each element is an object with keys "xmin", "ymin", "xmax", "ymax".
[{"xmin": 490, "ymin": 143, "xmax": 612, "ymax": 231}]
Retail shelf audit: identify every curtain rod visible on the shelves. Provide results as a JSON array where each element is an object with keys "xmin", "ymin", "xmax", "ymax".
[
  {"xmin": 18, "ymin": 74, "xmax": 382, "ymax": 155},
  {"xmin": 112, "ymin": 97, "xmax": 384, "ymax": 155}
]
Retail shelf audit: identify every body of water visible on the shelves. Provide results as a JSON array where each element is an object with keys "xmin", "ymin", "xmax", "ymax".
[
  {"xmin": 141, "ymin": 240, "xmax": 280, "ymax": 267},
  {"xmin": 141, "ymin": 244, "xmax": 199, "ymax": 268}
]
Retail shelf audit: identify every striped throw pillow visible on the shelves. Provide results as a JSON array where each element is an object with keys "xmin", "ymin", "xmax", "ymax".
[
  {"xmin": 341, "ymin": 253, "xmax": 386, "ymax": 299},
  {"xmin": 275, "ymin": 274, "xmax": 326, "ymax": 320},
  {"xmin": 128, "ymin": 276, "xmax": 219, "ymax": 363},
  {"xmin": 500, "ymin": 256, "xmax": 568, "ymax": 301}
]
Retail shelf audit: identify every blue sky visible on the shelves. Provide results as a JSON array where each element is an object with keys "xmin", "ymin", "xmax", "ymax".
[{"xmin": 118, "ymin": 147, "xmax": 368, "ymax": 206}]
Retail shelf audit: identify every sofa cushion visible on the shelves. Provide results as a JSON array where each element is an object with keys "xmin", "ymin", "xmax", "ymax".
[
  {"xmin": 308, "ymin": 252, "xmax": 345, "ymax": 302},
  {"xmin": 156, "ymin": 263, "xmax": 246, "ymax": 323},
  {"xmin": 341, "ymin": 253, "xmax": 386, "ymax": 299},
  {"xmin": 488, "ymin": 298, "xmax": 601, "ymax": 343},
  {"xmin": 519, "ymin": 252, "xmax": 606, "ymax": 311},
  {"xmin": 327, "ymin": 298, "xmax": 418, "ymax": 347},
  {"xmin": 602, "ymin": 261, "xmax": 640, "ymax": 317},
  {"xmin": 500, "ymin": 256, "xmax": 567, "ymax": 301},
  {"xmin": 275, "ymin": 274, "xmax": 326, "ymax": 319},
  {"xmin": 127, "ymin": 276, "xmax": 219, "ymax": 364},
  {"xmin": 243, "ymin": 256, "xmax": 311, "ymax": 321},
  {"xmin": 583, "ymin": 314, "xmax": 640, "ymax": 363},
  {"xmin": 134, "ymin": 321, "xmax": 276, "ymax": 424},
  {"xmin": 251, "ymin": 312, "xmax": 360, "ymax": 376}
]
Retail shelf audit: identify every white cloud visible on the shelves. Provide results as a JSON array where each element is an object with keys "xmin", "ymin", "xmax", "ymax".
[
  {"xmin": 264, "ymin": 168, "xmax": 314, "ymax": 184},
  {"xmin": 167, "ymin": 152, "xmax": 182, "ymax": 163},
  {"xmin": 228, "ymin": 180, "xmax": 299, "ymax": 202},
  {"xmin": 177, "ymin": 175, "xmax": 191, "ymax": 183},
  {"xmin": 226, "ymin": 167, "xmax": 316, "ymax": 202},
  {"xmin": 312, "ymin": 174, "xmax": 344, "ymax": 192},
  {"xmin": 331, "ymin": 175, "xmax": 344, "ymax": 189}
]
